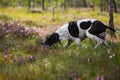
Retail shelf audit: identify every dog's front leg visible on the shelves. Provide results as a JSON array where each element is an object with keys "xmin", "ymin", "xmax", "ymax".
[{"xmin": 64, "ymin": 40, "xmax": 73, "ymax": 48}]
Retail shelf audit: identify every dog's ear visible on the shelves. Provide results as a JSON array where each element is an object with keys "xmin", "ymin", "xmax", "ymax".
[
  {"xmin": 51, "ymin": 33, "xmax": 59, "ymax": 43},
  {"xmin": 42, "ymin": 33, "xmax": 60, "ymax": 46}
]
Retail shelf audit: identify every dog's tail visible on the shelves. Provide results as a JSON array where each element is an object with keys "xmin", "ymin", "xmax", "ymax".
[{"xmin": 105, "ymin": 25, "xmax": 116, "ymax": 32}]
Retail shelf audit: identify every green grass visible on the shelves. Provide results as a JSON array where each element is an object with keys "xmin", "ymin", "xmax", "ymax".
[
  {"xmin": 0, "ymin": 7, "xmax": 120, "ymax": 80},
  {"xmin": 0, "ymin": 41, "xmax": 120, "ymax": 80}
]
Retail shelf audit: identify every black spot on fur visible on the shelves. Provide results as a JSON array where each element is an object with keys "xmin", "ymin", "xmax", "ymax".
[
  {"xmin": 68, "ymin": 21, "xmax": 79, "ymax": 38},
  {"xmin": 43, "ymin": 33, "xmax": 60, "ymax": 46},
  {"xmin": 80, "ymin": 21, "xmax": 92, "ymax": 29},
  {"xmin": 89, "ymin": 21, "xmax": 107, "ymax": 38}
]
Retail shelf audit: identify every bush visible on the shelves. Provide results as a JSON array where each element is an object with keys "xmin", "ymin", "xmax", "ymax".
[{"xmin": 0, "ymin": 21, "xmax": 38, "ymax": 39}]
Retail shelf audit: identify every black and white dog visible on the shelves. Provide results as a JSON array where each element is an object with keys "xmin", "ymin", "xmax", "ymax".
[{"xmin": 42, "ymin": 19, "xmax": 115, "ymax": 48}]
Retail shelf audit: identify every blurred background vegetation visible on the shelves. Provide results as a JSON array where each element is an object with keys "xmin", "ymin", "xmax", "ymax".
[{"xmin": 0, "ymin": 0, "xmax": 120, "ymax": 9}]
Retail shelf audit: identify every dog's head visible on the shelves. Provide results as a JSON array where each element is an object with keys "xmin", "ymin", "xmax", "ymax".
[{"xmin": 41, "ymin": 33, "xmax": 60, "ymax": 46}]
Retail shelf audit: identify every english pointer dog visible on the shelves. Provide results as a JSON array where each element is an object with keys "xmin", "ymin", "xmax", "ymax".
[{"xmin": 42, "ymin": 19, "xmax": 115, "ymax": 49}]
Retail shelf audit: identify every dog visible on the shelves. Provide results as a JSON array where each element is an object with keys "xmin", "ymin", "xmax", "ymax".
[{"xmin": 42, "ymin": 19, "xmax": 115, "ymax": 48}]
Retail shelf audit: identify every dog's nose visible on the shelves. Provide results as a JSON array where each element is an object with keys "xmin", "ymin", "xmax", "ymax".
[
  {"xmin": 41, "ymin": 43, "xmax": 49, "ymax": 48},
  {"xmin": 41, "ymin": 42, "xmax": 45, "ymax": 45},
  {"xmin": 41, "ymin": 42, "xmax": 48, "ymax": 46}
]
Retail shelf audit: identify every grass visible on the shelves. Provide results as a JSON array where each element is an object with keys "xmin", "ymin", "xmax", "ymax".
[{"xmin": 0, "ymin": 7, "xmax": 120, "ymax": 80}]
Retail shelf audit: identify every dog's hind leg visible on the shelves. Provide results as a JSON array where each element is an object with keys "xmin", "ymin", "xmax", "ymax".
[
  {"xmin": 94, "ymin": 38, "xmax": 104, "ymax": 49},
  {"xmin": 64, "ymin": 40, "xmax": 73, "ymax": 48},
  {"xmin": 98, "ymin": 32, "xmax": 109, "ymax": 47},
  {"xmin": 86, "ymin": 31, "xmax": 104, "ymax": 49}
]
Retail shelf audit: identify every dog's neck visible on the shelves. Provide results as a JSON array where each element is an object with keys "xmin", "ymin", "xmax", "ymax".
[{"xmin": 56, "ymin": 23, "xmax": 69, "ymax": 41}]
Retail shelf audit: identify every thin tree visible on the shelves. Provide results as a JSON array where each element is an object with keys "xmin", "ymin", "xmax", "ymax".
[
  {"xmin": 108, "ymin": 0, "xmax": 116, "ymax": 37},
  {"xmin": 55, "ymin": 0, "xmax": 58, "ymax": 8},
  {"xmin": 74, "ymin": 0, "xmax": 81, "ymax": 8},
  {"xmin": 100, "ymin": 0, "xmax": 104, "ymax": 11},
  {"xmin": 82, "ymin": 0, "xmax": 87, "ymax": 7},
  {"xmin": 42, "ymin": 0, "xmax": 45, "ymax": 10},
  {"xmin": 100, "ymin": 0, "xmax": 107, "ymax": 12},
  {"xmin": 28, "ymin": 0, "xmax": 30, "ymax": 8},
  {"xmin": 63, "ymin": 0, "xmax": 66, "ymax": 9},
  {"xmin": 112, "ymin": 0, "xmax": 118, "ymax": 13}
]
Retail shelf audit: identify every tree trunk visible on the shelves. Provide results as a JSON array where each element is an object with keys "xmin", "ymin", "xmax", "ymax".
[
  {"xmin": 28, "ymin": 0, "xmax": 31, "ymax": 9},
  {"xmin": 63, "ymin": 0, "xmax": 66, "ymax": 9},
  {"xmin": 82, "ymin": 0, "xmax": 87, "ymax": 7},
  {"xmin": 100, "ymin": 0, "xmax": 103, "ymax": 11},
  {"xmin": 51, "ymin": 8, "xmax": 55, "ymax": 21},
  {"xmin": 112, "ymin": 0, "xmax": 118, "ymax": 13},
  {"xmin": 55, "ymin": 0, "xmax": 58, "ymax": 8},
  {"xmin": 108, "ymin": 0, "xmax": 116, "ymax": 37},
  {"xmin": 100, "ymin": 0, "xmax": 107, "ymax": 12},
  {"xmin": 31, "ymin": 0, "xmax": 34, "ymax": 9},
  {"xmin": 42, "ymin": 0, "xmax": 45, "ymax": 10},
  {"xmin": 74, "ymin": 0, "xmax": 80, "ymax": 8}
]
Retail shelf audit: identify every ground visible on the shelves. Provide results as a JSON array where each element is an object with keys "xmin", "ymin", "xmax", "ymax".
[{"xmin": 0, "ymin": 7, "xmax": 120, "ymax": 80}]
